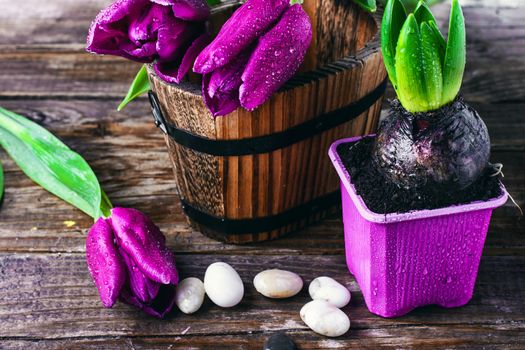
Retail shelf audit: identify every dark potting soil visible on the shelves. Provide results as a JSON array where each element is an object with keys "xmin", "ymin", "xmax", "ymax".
[{"xmin": 336, "ymin": 137, "xmax": 503, "ymax": 214}]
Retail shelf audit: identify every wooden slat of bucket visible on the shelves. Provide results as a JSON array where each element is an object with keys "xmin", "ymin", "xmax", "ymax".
[
  {"xmin": 302, "ymin": 0, "xmax": 377, "ymax": 71},
  {"xmin": 239, "ymin": 112, "xmax": 254, "ymax": 219},
  {"xmin": 149, "ymin": 82, "xmax": 227, "ymax": 218},
  {"xmin": 270, "ymin": 93, "xmax": 284, "ymax": 216}
]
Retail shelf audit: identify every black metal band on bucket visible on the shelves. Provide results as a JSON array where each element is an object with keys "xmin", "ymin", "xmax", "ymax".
[
  {"xmin": 149, "ymin": 78, "xmax": 387, "ymax": 156},
  {"xmin": 180, "ymin": 190, "xmax": 341, "ymax": 235}
]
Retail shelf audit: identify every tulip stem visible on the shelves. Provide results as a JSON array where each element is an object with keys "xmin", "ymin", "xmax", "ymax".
[
  {"xmin": 0, "ymin": 160, "xmax": 4, "ymax": 205},
  {"xmin": 99, "ymin": 190, "xmax": 113, "ymax": 219}
]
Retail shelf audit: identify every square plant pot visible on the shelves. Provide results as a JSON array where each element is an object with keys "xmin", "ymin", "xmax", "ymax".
[{"xmin": 328, "ymin": 136, "xmax": 508, "ymax": 318}]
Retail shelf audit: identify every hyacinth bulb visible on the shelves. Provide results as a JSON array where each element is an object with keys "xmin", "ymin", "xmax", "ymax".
[{"xmin": 372, "ymin": 98, "xmax": 490, "ymax": 191}]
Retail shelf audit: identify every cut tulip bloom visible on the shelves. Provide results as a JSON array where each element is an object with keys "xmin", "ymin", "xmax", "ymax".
[
  {"xmin": 194, "ymin": 0, "xmax": 312, "ymax": 117},
  {"xmin": 86, "ymin": 207, "xmax": 179, "ymax": 318},
  {"xmin": 87, "ymin": 0, "xmax": 210, "ymax": 83}
]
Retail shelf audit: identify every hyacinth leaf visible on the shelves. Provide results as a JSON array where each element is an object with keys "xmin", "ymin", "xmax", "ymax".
[
  {"xmin": 118, "ymin": 65, "xmax": 151, "ymax": 112},
  {"xmin": 420, "ymin": 22, "xmax": 443, "ymax": 110},
  {"xmin": 414, "ymin": 1, "xmax": 437, "ymax": 25},
  {"xmin": 428, "ymin": 20, "xmax": 446, "ymax": 66},
  {"xmin": 395, "ymin": 14, "xmax": 427, "ymax": 112},
  {"xmin": 0, "ymin": 160, "xmax": 3, "ymax": 204},
  {"xmin": 381, "ymin": 0, "xmax": 407, "ymax": 89},
  {"xmin": 414, "ymin": 1, "xmax": 446, "ymax": 68},
  {"xmin": 442, "ymin": 0, "xmax": 466, "ymax": 105},
  {"xmin": 206, "ymin": 0, "xmax": 221, "ymax": 5},
  {"xmin": 353, "ymin": 0, "xmax": 377, "ymax": 12},
  {"xmin": 0, "ymin": 107, "xmax": 111, "ymax": 219},
  {"xmin": 380, "ymin": 0, "xmax": 444, "ymax": 12}
]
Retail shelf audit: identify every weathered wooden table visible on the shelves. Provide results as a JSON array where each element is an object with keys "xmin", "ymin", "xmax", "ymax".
[{"xmin": 0, "ymin": 0, "xmax": 523, "ymax": 348}]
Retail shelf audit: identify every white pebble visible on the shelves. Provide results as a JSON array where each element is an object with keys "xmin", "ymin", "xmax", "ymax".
[
  {"xmin": 300, "ymin": 300, "xmax": 350, "ymax": 337},
  {"xmin": 309, "ymin": 276, "xmax": 351, "ymax": 308},
  {"xmin": 175, "ymin": 277, "xmax": 205, "ymax": 314},
  {"xmin": 253, "ymin": 269, "xmax": 303, "ymax": 299},
  {"xmin": 204, "ymin": 262, "xmax": 244, "ymax": 308}
]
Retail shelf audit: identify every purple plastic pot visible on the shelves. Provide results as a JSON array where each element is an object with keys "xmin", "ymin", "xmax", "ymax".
[{"xmin": 329, "ymin": 136, "xmax": 508, "ymax": 318}]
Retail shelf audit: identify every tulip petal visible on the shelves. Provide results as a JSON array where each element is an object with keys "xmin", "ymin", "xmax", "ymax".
[
  {"xmin": 86, "ymin": 0, "xmax": 157, "ymax": 63},
  {"xmin": 156, "ymin": 16, "xmax": 200, "ymax": 62},
  {"xmin": 110, "ymin": 207, "xmax": 179, "ymax": 285},
  {"xmin": 202, "ymin": 53, "xmax": 250, "ymax": 117},
  {"xmin": 154, "ymin": 32, "xmax": 210, "ymax": 84},
  {"xmin": 86, "ymin": 218, "xmax": 126, "ymax": 308},
  {"xmin": 122, "ymin": 41, "xmax": 158, "ymax": 60},
  {"xmin": 172, "ymin": 0, "xmax": 210, "ymax": 21},
  {"xmin": 240, "ymin": 5, "xmax": 312, "ymax": 111},
  {"xmin": 151, "ymin": 0, "xmax": 210, "ymax": 21},
  {"xmin": 193, "ymin": 0, "xmax": 289, "ymax": 74},
  {"xmin": 120, "ymin": 284, "xmax": 177, "ymax": 318},
  {"xmin": 120, "ymin": 249, "xmax": 161, "ymax": 303},
  {"xmin": 128, "ymin": 3, "xmax": 165, "ymax": 44}
]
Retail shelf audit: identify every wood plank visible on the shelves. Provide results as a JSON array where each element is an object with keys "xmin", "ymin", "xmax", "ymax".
[
  {"xmin": 0, "ymin": 52, "xmax": 140, "ymax": 98},
  {"xmin": 0, "ymin": 2, "xmax": 523, "ymax": 103},
  {"xmin": 0, "ymin": 254, "xmax": 523, "ymax": 343},
  {"xmin": 0, "ymin": 0, "xmax": 111, "ymax": 49},
  {"xmin": 0, "ymin": 150, "xmax": 522, "ymax": 254},
  {"xmin": 0, "ymin": 99, "xmax": 522, "ymax": 254},
  {"xmin": 2, "ymin": 326, "xmax": 525, "ymax": 350},
  {"xmin": 1, "ymin": 49, "xmax": 523, "ymax": 104},
  {"xmin": 0, "ymin": 0, "xmax": 522, "ymax": 347}
]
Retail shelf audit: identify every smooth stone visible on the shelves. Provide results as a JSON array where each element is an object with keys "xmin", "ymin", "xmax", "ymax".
[
  {"xmin": 300, "ymin": 300, "xmax": 350, "ymax": 337},
  {"xmin": 308, "ymin": 276, "xmax": 351, "ymax": 308},
  {"xmin": 254, "ymin": 269, "xmax": 303, "ymax": 299},
  {"xmin": 204, "ymin": 262, "xmax": 244, "ymax": 308},
  {"xmin": 263, "ymin": 332, "xmax": 297, "ymax": 350},
  {"xmin": 175, "ymin": 277, "xmax": 205, "ymax": 314}
]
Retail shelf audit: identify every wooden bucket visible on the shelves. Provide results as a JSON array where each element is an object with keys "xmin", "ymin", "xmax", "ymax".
[{"xmin": 148, "ymin": 0, "xmax": 386, "ymax": 244}]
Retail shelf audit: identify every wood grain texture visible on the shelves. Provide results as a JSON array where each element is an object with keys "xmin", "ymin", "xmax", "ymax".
[
  {"xmin": 0, "ymin": 0, "xmax": 523, "ymax": 348},
  {"xmin": 0, "ymin": 254, "xmax": 523, "ymax": 347},
  {"xmin": 149, "ymin": 0, "xmax": 386, "ymax": 243}
]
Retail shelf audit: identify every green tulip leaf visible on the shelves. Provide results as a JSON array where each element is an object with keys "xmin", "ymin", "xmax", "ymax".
[
  {"xmin": 353, "ymin": 0, "xmax": 377, "ymax": 12},
  {"xmin": 0, "ymin": 107, "xmax": 111, "ymax": 219},
  {"xmin": 381, "ymin": 0, "xmax": 408, "ymax": 89},
  {"xmin": 395, "ymin": 14, "xmax": 427, "ymax": 112},
  {"xmin": 206, "ymin": 0, "xmax": 221, "ymax": 6},
  {"xmin": 442, "ymin": 0, "xmax": 466, "ymax": 105},
  {"xmin": 118, "ymin": 65, "xmax": 150, "ymax": 112}
]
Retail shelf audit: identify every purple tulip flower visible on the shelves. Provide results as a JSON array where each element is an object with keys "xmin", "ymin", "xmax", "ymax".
[
  {"xmin": 87, "ymin": 0, "xmax": 210, "ymax": 84},
  {"xmin": 194, "ymin": 1, "xmax": 312, "ymax": 117},
  {"xmin": 86, "ymin": 207, "xmax": 179, "ymax": 318}
]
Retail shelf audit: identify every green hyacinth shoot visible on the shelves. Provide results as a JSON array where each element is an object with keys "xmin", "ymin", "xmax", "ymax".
[{"xmin": 381, "ymin": 0, "xmax": 466, "ymax": 112}]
